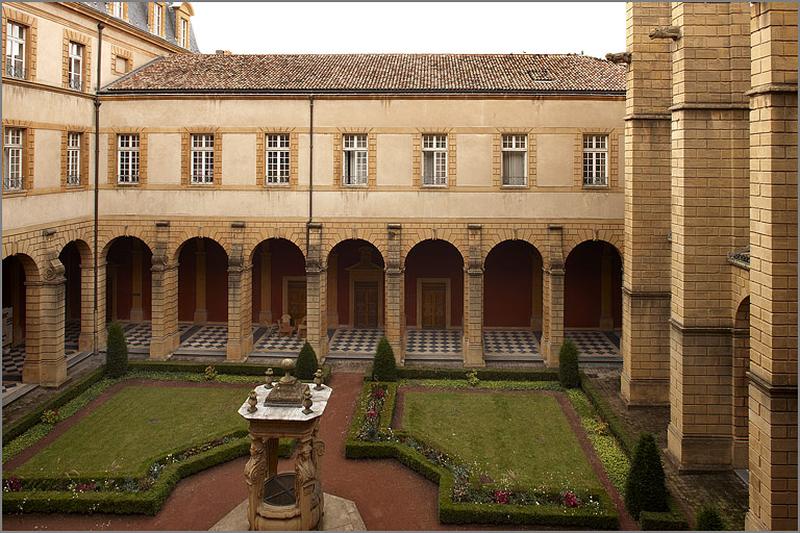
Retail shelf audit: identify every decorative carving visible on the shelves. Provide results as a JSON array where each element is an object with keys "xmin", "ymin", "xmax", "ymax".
[
  {"xmin": 605, "ymin": 52, "xmax": 632, "ymax": 65},
  {"xmin": 42, "ymin": 252, "xmax": 66, "ymax": 283},
  {"xmin": 649, "ymin": 26, "xmax": 681, "ymax": 40}
]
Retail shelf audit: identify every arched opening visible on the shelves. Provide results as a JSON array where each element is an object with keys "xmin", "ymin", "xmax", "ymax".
[
  {"xmin": 482, "ymin": 240, "xmax": 542, "ymax": 360},
  {"xmin": 327, "ymin": 239, "xmax": 385, "ymax": 356},
  {"xmin": 250, "ymin": 238, "xmax": 306, "ymax": 355},
  {"xmin": 732, "ymin": 297, "xmax": 750, "ymax": 473},
  {"xmin": 2, "ymin": 253, "xmax": 38, "ymax": 388},
  {"xmin": 176, "ymin": 237, "xmax": 228, "ymax": 354},
  {"xmin": 404, "ymin": 240, "xmax": 464, "ymax": 359},
  {"xmin": 564, "ymin": 240, "xmax": 622, "ymax": 360},
  {"xmin": 105, "ymin": 237, "xmax": 153, "ymax": 354},
  {"xmin": 59, "ymin": 240, "xmax": 90, "ymax": 353}
]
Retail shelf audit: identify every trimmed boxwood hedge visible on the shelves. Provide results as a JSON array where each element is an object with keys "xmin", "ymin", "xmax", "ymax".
[
  {"xmin": 128, "ymin": 360, "xmax": 332, "ymax": 382},
  {"xmin": 345, "ymin": 381, "xmax": 619, "ymax": 529},
  {"xmin": 579, "ymin": 371, "xmax": 637, "ymax": 455},
  {"xmin": 639, "ymin": 498, "xmax": 689, "ymax": 530},
  {"xmin": 396, "ymin": 366, "xmax": 559, "ymax": 382}
]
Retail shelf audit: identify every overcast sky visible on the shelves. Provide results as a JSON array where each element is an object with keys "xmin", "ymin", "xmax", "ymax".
[{"xmin": 191, "ymin": 2, "xmax": 626, "ymax": 58}]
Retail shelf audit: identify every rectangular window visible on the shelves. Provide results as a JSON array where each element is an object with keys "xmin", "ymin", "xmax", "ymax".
[
  {"xmin": 3, "ymin": 128, "xmax": 23, "ymax": 191},
  {"xmin": 266, "ymin": 133, "xmax": 290, "ymax": 185},
  {"xmin": 5, "ymin": 22, "xmax": 26, "ymax": 79},
  {"xmin": 342, "ymin": 134, "xmax": 367, "ymax": 186},
  {"xmin": 190, "ymin": 134, "xmax": 214, "ymax": 184},
  {"xmin": 502, "ymin": 134, "xmax": 527, "ymax": 186},
  {"xmin": 153, "ymin": 3, "xmax": 163, "ymax": 35},
  {"xmin": 422, "ymin": 134, "xmax": 448, "ymax": 186},
  {"xmin": 68, "ymin": 42, "xmax": 84, "ymax": 91},
  {"xmin": 67, "ymin": 132, "xmax": 81, "ymax": 186},
  {"xmin": 583, "ymin": 134, "xmax": 608, "ymax": 187},
  {"xmin": 117, "ymin": 134, "xmax": 140, "ymax": 184},
  {"xmin": 111, "ymin": 2, "xmax": 123, "ymax": 18},
  {"xmin": 181, "ymin": 19, "xmax": 189, "ymax": 48}
]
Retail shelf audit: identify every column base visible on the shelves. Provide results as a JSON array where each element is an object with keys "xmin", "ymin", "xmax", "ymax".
[
  {"xmin": 227, "ymin": 337, "xmax": 253, "ymax": 362},
  {"xmin": 130, "ymin": 308, "xmax": 144, "ymax": 322},
  {"xmin": 193, "ymin": 309, "xmax": 208, "ymax": 323},
  {"xmin": 666, "ymin": 423, "xmax": 733, "ymax": 472},
  {"xmin": 540, "ymin": 337, "xmax": 561, "ymax": 367},
  {"xmin": 24, "ymin": 358, "xmax": 68, "ymax": 388},
  {"xmin": 150, "ymin": 332, "xmax": 180, "ymax": 359},
  {"xmin": 620, "ymin": 373, "xmax": 670, "ymax": 406}
]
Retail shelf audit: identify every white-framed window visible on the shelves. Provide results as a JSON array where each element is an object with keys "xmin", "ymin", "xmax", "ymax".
[
  {"xmin": 152, "ymin": 3, "xmax": 163, "ymax": 35},
  {"xmin": 5, "ymin": 22, "xmax": 26, "ymax": 79},
  {"xmin": 422, "ymin": 134, "xmax": 448, "ymax": 186},
  {"xmin": 3, "ymin": 128, "xmax": 23, "ymax": 191},
  {"xmin": 180, "ymin": 18, "xmax": 189, "ymax": 48},
  {"xmin": 266, "ymin": 133, "xmax": 290, "ymax": 185},
  {"xmin": 68, "ymin": 42, "xmax": 84, "ymax": 90},
  {"xmin": 583, "ymin": 134, "xmax": 608, "ymax": 187},
  {"xmin": 502, "ymin": 134, "xmax": 527, "ymax": 186},
  {"xmin": 117, "ymin": 134, "xmax": 140, "ymax": 184},
  {"xmin": 111, "ymin": 2, "xmax": 123, "ymax": 18},
  {"xmin": 190, "ymin": 134, "xmax": 214, "ymax": 184},
  {"xmin": 342, "ymin": 134, "xmax": 368, "ymax": 186},
  {"xmin": 67, "ymin": 132, "xmax": 81, "ymax": 186}
]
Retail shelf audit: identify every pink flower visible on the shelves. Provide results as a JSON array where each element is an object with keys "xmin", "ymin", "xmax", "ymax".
[
  {"xmin": 562, "ymin": 490, "xmax": 580, "ymax": 508},
  {"xmin": 372, "ymin": 387, "xmax": 386, "ymax": 399},
  {"xmin": 366, "ymin": 409, "xmax": 378, "ymax": 419},
  {"xmin": 494, "ymin": 490, "xmax": 510, "ymax": 504}
]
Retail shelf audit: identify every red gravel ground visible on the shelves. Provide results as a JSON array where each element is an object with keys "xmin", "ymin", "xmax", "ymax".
[{"xmin": 3, "ymin": 373, "xmax": 634, "ymax": 530}]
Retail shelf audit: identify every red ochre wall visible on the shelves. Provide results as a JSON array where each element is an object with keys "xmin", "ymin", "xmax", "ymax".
[
  {"xmin": 333, "ymin": 240, "xmax": 385, "ymax": 324},
  {"xmin": 2, "ymin": 256, "xmax": 26, "ymax": 341},
  {"xmin": 178, "ymin": 239, "xmax": 227, "ymax": 322},
  {"xmin": 483, "ymin": 241, "xmax": 540, "ymax": 327},
  {"xmin": 404, "ymin": 241, "xmax": 464, "ymax": 327},
  {"xmin": 251, "ymin": 239, "xmax": 306, "ymax": 322},
  {"xmin": 564, "ymin": 241, "xmax": 622, "ymax": 328},
  {"xmin": 106, "ymin": 238, "xmax": 152, "ymax": 321},
  {"xmin": 60, "ymin": 243, "xmax": 82, "ymax": 321}
]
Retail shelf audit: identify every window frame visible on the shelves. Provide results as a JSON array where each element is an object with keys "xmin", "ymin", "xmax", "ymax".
[
  {"xmin": 342, "ymin": 133, "xmax": 368, "ymax": 187},
  {"xmin": 582, "ymin": 134, "xmax": 609, "ymax": 187},
  {"xmin": 67, "ymin": 41, "xmax": 83, "ymax": 91},
  {"xmin": 501, "ymin": 134, "xmax": 528, "ymax": 187},
  {"xmin": 3, "ymin": 127, "xmax": 24, "ymax": 191},
  {"xmin": 66, "ymin": 131, "xmax": 81, "ymax": 186},
  {"xmin": 116, "ymin": 133, "xmax": 140, "ymax": 185},
  {"xmin": 5, "ymin": 21, "xmax": 26, "ymax": 79},
  {"xmin": 180, "ymin": 18, "xmax": 189, "ymax": 48},
  {"xmin": 422, "ymin": 134, "xmax": 448, "ymax": 187},
  {"xmin": 111, "ymin": 2, "xmax": 123, "ymax": 18},
  {"xmin": 190, "ymin": 133, "xmax": 215, "ymax": 184},
  {"xmin": 265, "ymin": 133, "xmax": 290, "ymax": 185},
  {"xmin": 152, "ymin": 3, "xmax": 163, "ymax": 35}
]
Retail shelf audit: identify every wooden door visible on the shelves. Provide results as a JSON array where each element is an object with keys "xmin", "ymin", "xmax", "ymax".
[
  {"xmin": 421, "ymin": 281, "xmax": 447, "ymax": 328},
  {"xmin": 287, "ymin": 280, "xmax": 306, "ymax": 322},
  {"xmin": 354, "ymin": 281, "xmax": 379, "ymax": 328}
]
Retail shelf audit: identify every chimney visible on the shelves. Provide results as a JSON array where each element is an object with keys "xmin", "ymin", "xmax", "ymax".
[{"xmin": 215, "ymin": 50, "xmax": 231, "ymax": 56}]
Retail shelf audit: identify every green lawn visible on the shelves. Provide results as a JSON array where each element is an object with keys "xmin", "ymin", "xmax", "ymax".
[
  {"xmin": 14, "ymin": 385, "xmax": 251, "ymax": 477},
  {"xmin": 402, "ymin": 390, "xmax": 602, "ymax": 493}
]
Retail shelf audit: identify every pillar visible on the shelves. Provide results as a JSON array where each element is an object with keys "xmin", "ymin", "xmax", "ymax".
[
  {"xmin": 129, "ymin": 239, "xmax": 144, "ymax": 321},
  {"xmin": 598, "ymin": 245, "xmax": 614, "ymax": 330},
  {"xmin": 540, "ymin": 225, "xmax": 564, "ymax": 366},
  {"xmin": 620, "ymin": 1, "xmax": 672, "ymax": 406},
  {"xmin": 666, "ymin": 1, "xmax": 751, "ymax": 471},
  {"xmin": 326, "ymin": 252, "xmax": 338, "ymax": 328},
  {"xmin": 463, "ymin": 224, "xmax": 484, "ymax": 367},
  {"xmin": 24, "ymin": 252, "xmax": 67, "ymax": 387},
  {"xmin": 258, "ymin": 245, "xmax": 272, "ymax": 325},
  {"xmin": 150, "ymin": 248, "xmax": 179, "ymax": 359},
  {"xmin": 305, "ymin": 223, "xmax": 327, "ymax": 360},
  {"xmin": 745, "ymin": 3, "xmax": 798, "ymax": 529},
  {"xmin": 227, "ymin": 244, "xmax": 253, "ymax": 361},
  {"xmin": 530, "ymin": 250, "xmax": 542, "ymax": 330},
  {"xmin": 384, "ymin": 224, "xmax": 404, "ymax": 361},
  {"xmin": 193, "ymin": 239, "xmax": 207, "ymax": 323},
  {"xmin": 78, "ymin": 257, "xmax": 107, "ymax": 352}
]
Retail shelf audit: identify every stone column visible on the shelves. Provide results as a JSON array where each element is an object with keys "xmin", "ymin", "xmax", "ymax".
[
  {"xmin": 258, "ymin": 245, "xmax": 272, "ymax": 325},
  {"xmin": 129, "ymin": 239, "xmax": 144, "ymax": 321},
  {"xmin": 227, "ymin": 244, "xmax": 253, "ymax": 361},
  {"xmin": 463, "ymin": 224, "xmax": 484, "ymax": 367},
  {"xmin": 666, "ymin": 2, "xmax": 751, "ymax": 471},
  {"xmin": 305, "ymin": 223, "xmax": 327, "ymax": 360},
  {"xmin": 193, "ymin": 239, "xmax": 207, "ymax": 323},
  {"xmin": 745, "ymin": 3, "xmax": 798, "ymax": 530},
  {"xmin": 540, "ymin": 225, "xmax": 564, "ymax": 366},
  {"xmin": 620, "ymin": 1, "xmax": 673, "ymax": 406},
  {"xmin": 78, "ymin": 257, "xmax": 106, "ymax": 352},
  {"xmin": 384, "ymin": 224, "xmax": 404, "ymax": 361},
  {"xmin": 24, "ymin": 252, "xmax": 67, "ymax": 387},
  {"xmin": 150, "ymin": 245, "xmax": 179, "ymax": 359}
]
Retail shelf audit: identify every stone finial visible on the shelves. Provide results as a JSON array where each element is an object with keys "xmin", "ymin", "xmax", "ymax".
[
  {"xmin": 302, "ymin": 386, "xmax": 313, "ymax": 414},
  {"xmin": 264, "ymin": 368, "xmax": 274, "ymax": 389},
  {"xmin": 649, "ymin": 26, "xmax": 681, "ymax": 40},
  {"xmin": 605, "ymin": 52, "xmax": 632, "ymax": 65},
  {"xmin": 247, "ymin": 390, "xmax": 258, "ymax": 413},
  {"xmin": 313, "ymin": 368, "xmax": 324, "ymax": 390}
]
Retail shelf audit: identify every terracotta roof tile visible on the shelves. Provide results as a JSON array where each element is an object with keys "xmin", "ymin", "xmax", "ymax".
[{"xmin": 103, "ymin": 53, "xmax": 626, "ymax": 94}]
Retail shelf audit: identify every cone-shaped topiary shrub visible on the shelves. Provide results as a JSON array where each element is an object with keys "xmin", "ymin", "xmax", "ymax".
[
  {"xmin": 295, "ymin": 342, "xmax": 318, "ymax": 380},
  {"xmin": 695, "ymin": 505, "xmax": 724, "ymax": 531},
  {"xmin": 625, "ymin": 432, "xmax": 669, "ymax": 520},
  {"xmin": 372, "ymin": 337, "xmax": 398, "ymax": 381},
  {"xmin": 106, "ymin": 322, "xmax": 129, "ymax": 378},
  {"xmin": 558, "ymin": 339, "xmax": 580, "ymax": 388}
]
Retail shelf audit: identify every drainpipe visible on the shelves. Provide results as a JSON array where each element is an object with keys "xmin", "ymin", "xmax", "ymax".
[
  {"xmin": 306, "ymin": 95, "xmax": 314, "ymax": 258},
  {"xmin": 93, "ymin": 22, "xmax": 104, "ymax": 356}
]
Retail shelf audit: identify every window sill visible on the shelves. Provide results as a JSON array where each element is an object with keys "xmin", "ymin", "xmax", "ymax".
[
  {"xmin": 421, "ymin": 184, "xmax": 449, "ymax": 189},
  {"xmin": 2, "ymin": 189, "xmax": 27, "ymax": 197},
  {"xmin": 189, "ymin": 182, "xmax": 216, "ymax": 186},
  {"xmin": 265, "ymin": 182, "xmax": 291, "ymax": 187},
  {"xmin": 582, "ymin": 184, "xmax": 610, "ymax": 190},
  {"xmin": 341, "ymin": 183, "xmax": 369, "ymax": 189},
  {"xmin": 116, "ymin": 181, "xmax": 141, "ymax": 187},
  {"xmin": 501, "ymin": 184, "xmax": 529, "ymax": 189}
]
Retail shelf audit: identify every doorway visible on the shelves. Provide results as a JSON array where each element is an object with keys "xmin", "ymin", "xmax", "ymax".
[
  {"xmin": 353, "ymin": 281, "xmax": 379, "ymax": 328},
  {"xmin": 420, "ymin": 280, "xmax": 448, "ymax": 328}
]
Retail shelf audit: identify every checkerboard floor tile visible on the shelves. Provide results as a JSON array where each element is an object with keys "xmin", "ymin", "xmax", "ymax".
[
  {"xmin": 253, "ymin": 325, "xmax": 305, "ymax": 354},
  {"xmin": 2, "ymin": 380, "xmax": 24, "ymax": 396},
  {"xmin": 329, "ymin": 328, "xmax": 384, "ymax": 354},
  {"xmin": 179, "ymin": 324, "xmax": 228, "ymax": 352},
  {"xmin": 65, "ymin": 320, "xmax": 80, "ymax": 348},
  {"xmin": 565, "ymin": 330, "xmax": 620, "ymax": 358},
  {"xmin": 405, "ymin": 329, "xmax": 462, "ymax": 355},
  {"xmin": 3, "ymin": 344, "xmax": 25, "ymax": 380},
  {"xmin": 483, "ymin": 330, "xmax": 540, "ymax": 357},
  {"xmin": 120, "ymin": 322, "xmax": 193, "ymax": 351}
]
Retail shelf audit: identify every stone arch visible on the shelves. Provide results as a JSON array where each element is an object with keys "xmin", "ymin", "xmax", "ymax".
[
  {"xmin": 404, "ymin": 239, "xmax": 465, "ymax": 329},
  {"xmin": 481, "ymin": 230, "xmax": 546, "ymax": 265},
  {"xmin": 59, "ymin": 239, "xmax": 92, "ymax": 350},
  {"xmin": 250, "ymin": 237, "xmax": 307, "ymax": 326},
  {"xmin": 401, "ymin": 230, "xmax": 468, "ymax": 265},
  {"xmin": 169, "ymin": 228, "xmax": 233, "ymax": 264},
  {"xmin": 564, "ymin": 240, "xmax": 623, "ymax": 329},
  {"xmin": 105, "ymin": 236, "xmax": 154, "ymax": 323},
  {"xmin": 483, "ymin": 239, "xmax": 544, "ymax": 329},
  {"xmin": 176, "ymin": 237, "xmax": 229, "ymax": 323},
  {"xmin": 564, "ymin": 233, "xmax": 623, "ymax": 263},
  {"xmin": 99, "ymin": 228, "xmax": 156, "ymax": 263},
  {"xmin": 246, "ymin": 228, "xmax": 306, "ymax": 265},
  {"xmin": 322, "ymin": 229, "xmax": 387, "ymax": 269},
  {"xmin": 327, "ymin": 238, "xmax": 386, "ymax": 329}
]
